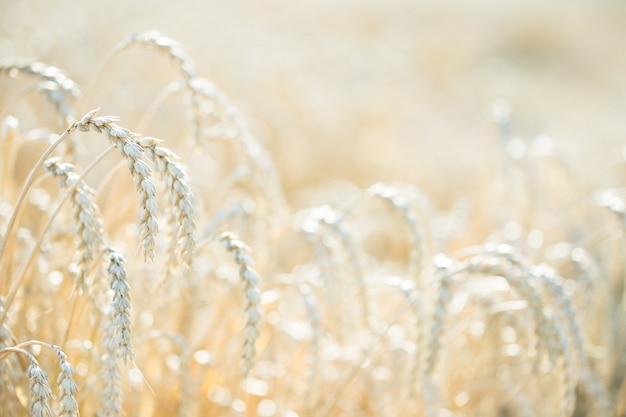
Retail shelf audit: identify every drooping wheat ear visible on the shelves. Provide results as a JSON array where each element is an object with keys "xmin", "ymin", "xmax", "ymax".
[
  {"xmin": 366, "ymin": 183, "xmax": 428, "ymax": 282},
  {"xmin": 298, "ymin": 282, "xmax": 322, "ymax": 411},
  {"xmin": 44, "ymin": 157, "xmax": 105, "ymax": 291},
  {"xmin": 106, "ymin": 248, "xmax": 133, "ymax": 365},
  {"xmin": 0, "ymin": 59, "xmax": 80, "ymax": 123},
  {"xmin": 138, "ymin": 136, "xmax": 196, "ymax": 268},
  {"xmin": 485, "ymin": 246, "xmax": 567, "ymax": 360},
  {"xmin": 99, "ymin": 318, "xmax": 122, "ymax": 417},
  {"xmin": 365, "ymin": 184, "xmax": 428, "ymax": 394},
  {"xmin": 423, "ymin": 254, "xmax": 453, "ymax": 380},
  {"xmin": 495, "ymin": 248, "xmax": 589, "ymax": 366},
  {"xmin": 465, "ymin": 246, "xmax": 552, "ymax": 365},
  {"xmin": 199, "ymin": 77, "xmax": 290, "ymax": 228},
  {"xmin": 0, "ymin": 348, "xmax": 54, "ymax": 417},
  {"xmin": 116, "ymin": 31, "xmax": 228, "ymax": 141},
  {"xmin": 52, "ymin": 346, "xmax": 79, "ymax": 417},
  {"xmin": 74, "ymin": 109, "xmax": 159, "ymax": 262},
  {"xmin": 536, "ymin": 266, "xmax": 610, "ymax": 416},
  {"xmin": 116, "ymin": 31, "xmax": 287, "ymax": 220},
  {"xmin": 471, "ymin": 246, "xmax": 585, "ymax": 416},
  {"xmin": 116, "ymin": 31, "xmax": 202, "ymax": 139},
  {"xmin": 219, "ymin": 231, "xmax": 263, "ymax": 378},
  {"xmin": 313, "ymin": 205, "xmax": 371, "ymax": 332},
  {"xmin": 28, "ymin": 353, "xmax": 55, "ymax": 417},
  {"xmin": 297, "ymin": 208, "xmax": 348, "ymax": 341},
  {"xmin": 544, "ymin": 312, "xmax": 575, "ymax": 417},
  {"xmin": 383, "ymin": 276, "xmax": 423, "ymax": 400}
]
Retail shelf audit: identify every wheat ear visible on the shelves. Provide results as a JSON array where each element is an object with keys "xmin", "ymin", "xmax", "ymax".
[
  {"xmin": 297, "ymin": 282, "xmax": 322, "ymax": 411},
  {"xmin": 469, "ymin": 246, "xmax": 580, "ymax": 415},
  {"xmin": 74, "ymin": 109, "xmax": 159, "ymax": 262},
  {"xmin": 28, "ymin": 355, "xmax": 55, "ymax": 417},
  {"xmin": 0, "ymin": 59, "xmax": 80, "ymax": 123},
  {"xmin": 117, "ymin": 31, "xmax": 287, "ymax": 220},
  {"xmin": 44, "ymin": 157, "xmax": 105, "ymax": 291},
  {"xmin": 312, "ymin": 206, "xmax": 371, "ymax": 332},
  {"xmin": 423, "ymin": 254, "xmax": 453, "ymax": 380},
  {"xmin": 219, "ymin": 231, "xmax": 263, "ymax": 377},
  {"xmin": 99, "ymin": 318, "xmax": 122, "ymax": 417},
  {"xmin": 138, "ymin": 136, "xmax": 196, "ymax": 267},
  {"xmin": 1, "ymin": 341, "xmax": 80, "ymax": 417},
  {"xmin": 106, "ymin": 248, "xmax": 133, "ymax": 365},
  {"xmin": 366, "ymin": 183, "xmax": 427, "ymax": 281},
  {"xmin": 0, "ymin": 347, "xmax": 54, "ymax": 417},
  {"xmin": 51, "ymin": 346, "xmax": 79, "ymax": 417}
]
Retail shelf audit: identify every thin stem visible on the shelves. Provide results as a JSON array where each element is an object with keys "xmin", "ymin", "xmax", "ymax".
[
  {"xmin": 0, "ymin": 346, "xmax": 33, "ymax": 362},
  {"xmin": 0, "ymin": 145, "xmax": 116, "ymax": 323},
  {"xmin": 0, "ymin": 125, "xmax": 73, "ymax": 291}
]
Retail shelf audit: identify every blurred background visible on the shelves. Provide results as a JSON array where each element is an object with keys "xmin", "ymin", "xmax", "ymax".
[{"xmin": 2, "ymin": 0, "xmax": 626, "ymax": 207}]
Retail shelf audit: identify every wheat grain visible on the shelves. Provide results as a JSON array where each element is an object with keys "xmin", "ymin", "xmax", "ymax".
[{"xmin": 219, "ymin": 231, "xmax": 263, "ymax": 377}]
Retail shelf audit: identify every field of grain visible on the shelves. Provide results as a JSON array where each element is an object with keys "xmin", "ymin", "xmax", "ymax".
[{"xmin": 1, "ymin": 1, "xmax": 626, "ymax": 416}]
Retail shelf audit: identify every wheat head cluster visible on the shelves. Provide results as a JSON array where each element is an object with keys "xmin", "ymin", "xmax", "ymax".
[{"xmin": 0, "ymin": 30, "xmax": 625, "ymax": 417}]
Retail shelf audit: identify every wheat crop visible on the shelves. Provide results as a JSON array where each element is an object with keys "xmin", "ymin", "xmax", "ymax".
[{"xmin": 1, "ymin": 17, "xmax": 626, "ymax": 417}]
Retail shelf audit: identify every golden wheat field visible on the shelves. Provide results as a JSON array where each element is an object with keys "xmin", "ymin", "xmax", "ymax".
[{"xmin": 1, "ymin": 0, "xmax": 626, "ymax": 416}]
